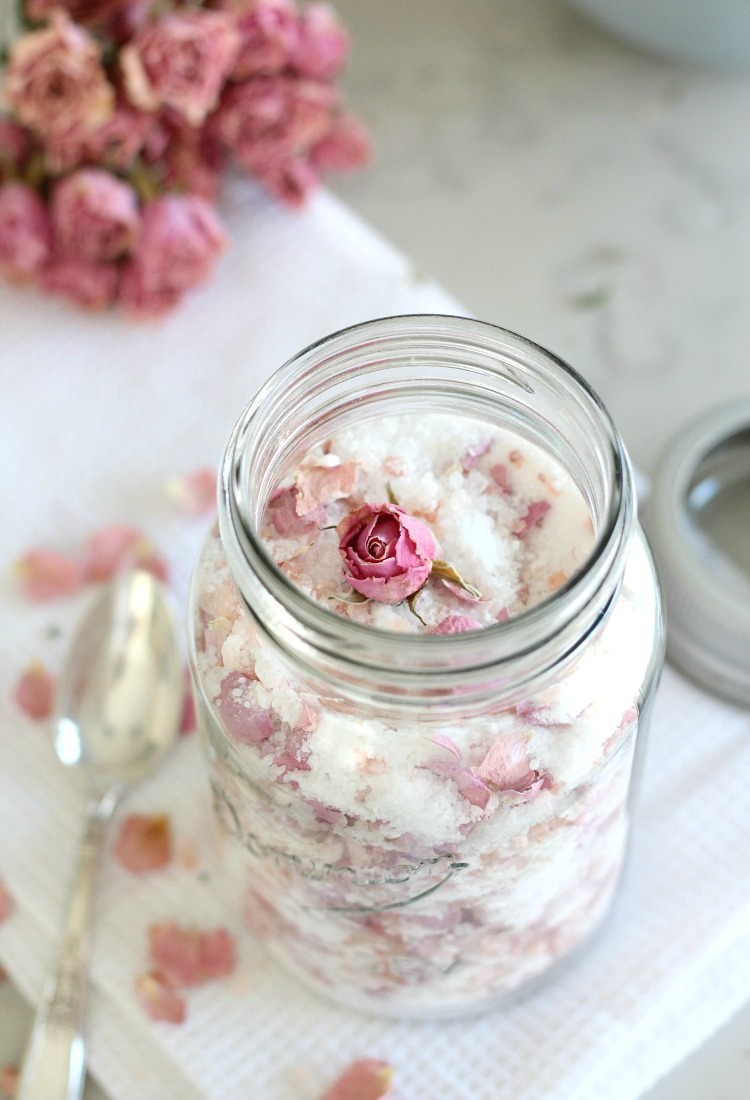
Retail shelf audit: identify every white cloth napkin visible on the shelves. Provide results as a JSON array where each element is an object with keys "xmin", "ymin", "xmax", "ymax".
[{"xmin": 1, "ymin": 181, "xmax": 749, "ymax": 1100}]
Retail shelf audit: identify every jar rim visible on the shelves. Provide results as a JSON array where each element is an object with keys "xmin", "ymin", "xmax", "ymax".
[{"xmin": 219, "ymin": 315, "xmax": 634, "ymax": 708}]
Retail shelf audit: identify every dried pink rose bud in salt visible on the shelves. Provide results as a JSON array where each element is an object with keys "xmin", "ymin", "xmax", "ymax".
[
  {"xmin": 15, "ymin": 548, "xmax": 84, "ymax": 601},
  {"xmin": 431, "ymin": 615, "xmax": 483, "ymax": 634},
  {"xmin": 167, "ymin": 468, "xmax": 217, "ymax": 517},
  {"xmin": 0, "ymin": 878, "xmax": 15, "ymax": 924},
  {"xmin": 122, "ymin": 12, "xmax": 239, "ymax": 127},
  {"xmin": 82, "ymin": 525, "xmax": 168, "ymax": 583},
  {"xmin": 41, "ymin": 256, "xmax": 119, "ymax": 311},
  {"xmin": 51, "ymin": 169, "xmax": 140, "ymax": 262},
  {"xmin": 0, "ymin": 183, "xmax": 51, "ymax": 282},
  {"xmin": 291, "ymin": 3, "xmax": 349, "ymax": 82},
  {"xmin": 319, "ymin": 1058, "xmax": 394, "ymax": 1100},
  {"xmin": 228, "ymin": 0, "xmax": 300, "ymax": 79},
  {"xmin": 513, "ymin": 500, "xmax": 551, "ymax": 537},
  {"xmin": 14, "ymin": 662, "xmax": 56, "ymax": 721},
  {"xmin": 149, "ymin": 922, "xmax": 236, "ymax": 985},
  {"xmin": 119, "ymin": 195, "xmax": 226, "ymax": 319},
  {"xmin": 113, "ymin": 813, "xmax": 172, "ymax": 874},
  {"xmin": 135, "ymin": 970, "xmax": 186, "ymax": 1024},
  {"xmin": 311, "ymin": 112, "xmax": 371, "ymax": 173},
  {"xmin": 5, "ymin": 13, "xmax": 114, "ymax": 139},
  {"xmin": 337, "ymin": 503, "xmax": 436, "ymax": 603}
]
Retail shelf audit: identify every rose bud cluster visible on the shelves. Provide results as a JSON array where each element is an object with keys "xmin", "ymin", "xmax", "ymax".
[{"xmin": 0, "ymin": 1, "xmax": 370, "ymax": 317}]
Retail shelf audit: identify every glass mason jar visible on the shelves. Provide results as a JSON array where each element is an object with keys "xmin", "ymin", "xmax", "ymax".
[{"xmin": 188, "ymin": 315, "xmax": 665, "ymax": 1019}]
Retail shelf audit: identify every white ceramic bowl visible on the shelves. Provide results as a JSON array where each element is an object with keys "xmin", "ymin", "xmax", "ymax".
[{"xmin": 567, "ymin": 0, "xmax": 750, "ymax": 70}]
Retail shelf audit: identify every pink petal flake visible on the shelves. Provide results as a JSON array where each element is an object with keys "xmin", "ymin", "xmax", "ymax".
[
  {"xmin": 431, "ymin": 615, "xmax": 483, "ymax": 634},
  {"xmin": 421, "ymin": 759, "xmax": 491, "ymax": 810},
  {"xmin": 82, "ymin": 525, "xmax": 168, "ymax": 583},
  {"xmin": 217, "ymin": 671, "xmax": 274, "ymax": 744},
  {"xmin": 149, "ymin": 922, "xmax": 236, "ymax": 986},
  {"xmin": 14, "ymin": 549, "xmax": 84, "ymax": 602},
  {"xmin": 167, "ymin": 468, "xmax": 216, "ymax": 517},
  {"xmin": 14, "ymin": 662, "xmax": 56, "ymax": 720},
  {"xmin": 475, "ymin": 737, "xmax": 549, "ymax": 803},
  {"xmin": 135, "ymin": 970, "xmax": 187, "ymax": 1024},
  {"xmin": 266, "ymin": 486, "xmax": 326, "ymax": 536},
  {"xmin": 0, "ymin": 1065, "xmax": 18, "ymax": 1097},
  {"xmin": 439, "ymin": 578, "xmax": 484, "ymax": 604},
  {"xmin": 0, "ymin": 878, "xmax": 15, "ymax": 924},
  {"xmin": 319, "ymin": 1058, "xmax": 394, "ymax": 1100},
  {"xmin": 461, "ymin": 437, "xmax": 492, "ymax": 472},
  {"xmin": 426, "ymin": 732, "xmax": 462, "ymax": 760},
  {"xmin": 113, "ymin": 813, "xmax": 172, "ymax": 874},
  {"xmin": 295, "ymin": 462, "xmax": 357, "ymax": 516},
  {"xmin": 490, "ymin": 463, "xmax": 511, "ymax": 494},
  {"xmin": 180, "ymin": 670, "xmax": 196, "ymax": 735},
  {"xmin": 512, "ymin": 500, "xmax": 551, "ymax": 538}
]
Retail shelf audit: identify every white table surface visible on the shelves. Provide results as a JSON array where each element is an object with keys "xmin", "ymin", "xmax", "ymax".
[{"xmin": 2, "ymin": 1, "xmax": 748, "ymax": 1096}]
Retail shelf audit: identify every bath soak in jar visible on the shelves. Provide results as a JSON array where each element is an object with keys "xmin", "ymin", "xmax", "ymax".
[{"xmin": 189, "ymin": 315, "xmax": 665, "ymax": 1018}]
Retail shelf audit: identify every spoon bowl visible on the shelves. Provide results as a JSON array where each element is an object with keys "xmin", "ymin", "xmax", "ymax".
[{"xmin": 54, "ymin": 569, "xmax": 183, "ymax": 790}]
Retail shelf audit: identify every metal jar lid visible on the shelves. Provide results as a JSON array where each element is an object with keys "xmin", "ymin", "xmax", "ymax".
[{"xmin": 644, "ymin": 400, "xmax": 750, "ymax": 708}]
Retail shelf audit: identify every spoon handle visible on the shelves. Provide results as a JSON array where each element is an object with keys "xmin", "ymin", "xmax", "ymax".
[{"xmin": 17, "ymin": 795, "xmax": 115, "ymax": 1100}]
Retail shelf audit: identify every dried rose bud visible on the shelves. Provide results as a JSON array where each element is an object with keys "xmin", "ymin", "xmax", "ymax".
[{"xmin": 337, "ymin": 502, "xmax": 436, "ymax": 603}]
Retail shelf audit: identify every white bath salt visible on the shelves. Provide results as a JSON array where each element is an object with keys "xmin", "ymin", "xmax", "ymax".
[{"xmin": 191, "ymin": 412, "xmax": 659, "ymax": 1016}]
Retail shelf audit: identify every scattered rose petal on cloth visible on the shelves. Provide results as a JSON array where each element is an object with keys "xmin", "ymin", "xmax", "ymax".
[
  {"xmin": 135, "ymin": 970, "xmax": 186, "ymax": 1024},
  {"xmin": 0, "ymin": 879, "xmax": 15, "ymax": 923},
  {"xmin": 0, "ymin": 1064, "xmax": 18, "ymax": 1097},
  {"xmin": 82, "ymin": 524, "xmax": 168, "ymax": 583},
  {"xmin": 14, "ymin": 548, "xmax": 84, "ymax": 601},
  {"xmin": 166, "ymin": 468, "xmax": 217, "ymax": 517},
  {"xmin": 113, "ymin": 814, "xmax": 172, "ymax": 874},
  {"xmin": 149, "ymin": 922, "xmax": 236, "ymax": 986},
  {"xmin": 13, "ymin": 662, "xmax": 56, "ymax": 720},
  {"xmin": 319, "ymin": 1057, "xmax": 394, "ymax": 1100}
]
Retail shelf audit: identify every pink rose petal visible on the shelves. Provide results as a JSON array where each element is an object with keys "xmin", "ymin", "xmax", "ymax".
[
  {"xmin": 421, "ymin": 759, "xmax": 491, "ymax": 810},
  {"xmin": 319, "ymin": 1058, "xmax": 394, "ymax": 1100},
  {"xmin": 113, "ymin": 813, "xmax": 172, "ymax": 874},
  {"xmin": 266, "ymin": 486, "xmax": 326, "ymax": 536},
  {"xmin": 513, "ymin": 500, "xmax": 551, "ymax": 538},
  {"xmin": 0, "ymin": 1064, "xmax": 18, "ymax": 1097},
  {"xmin": 274, "ymin": 726, "xmax": 311, "ymax": 773},
  {"xmin": 439, "ymin": 578, "xmax": 484, "ymax": 604},
  {"xmin": 135, "ymin": 970, "xmax": 186, "ymax": 1024},
  {"xmin": 167, "ymin": 468, "xmax": 216, "ymax": 517},
  {"xmin": 295, "ymin": 462, "xmax": 357, "ymax": 516},
  {"xmin": 179, "ymin": 674, "xmax": 196, "ymax": 736},
  {"xmin": 14, "ymin": 662, "xmax": 56, "ymax": 720},
  {"xmin": 475, "ymin": 738, "xmax": 537, "ymax": 792},
  {"xmin": 217, "ymin": 671, "xmax": 274, "ymax": 744},
  {"xmin": 431, "ymin": 615, "xmax": 483, "ymax": 634},
  {"xmin": 490, "ymin": 463, "xmax": 511, "ymax": 493},
  {"xmin": 0, "ymin": 878, "xmax": 15, "ymax": 924},
  {"xmin": 149, "ymin": 922, "xmax": 236, "ymax": 986},
  {"xmin": 15, "ymin": 549, "xmax": 84, "ymax": 602},
  {"xmin": 461, "ymin": 437, "xmax": 492, "ymax": 471},
  {"xmin": 82, "ymin": 524, "xmax": 168, "ymax": 583},
  {"xmin": 427, "ymin": 732, "xmax": 462, "ymax": 760}
]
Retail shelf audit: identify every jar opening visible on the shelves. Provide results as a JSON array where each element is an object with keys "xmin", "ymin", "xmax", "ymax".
[{"xmin": 219, "ymin": 316, "xmax": 634, "ymax": 710}]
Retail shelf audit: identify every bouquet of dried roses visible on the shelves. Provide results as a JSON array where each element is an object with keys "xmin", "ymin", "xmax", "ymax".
[{"xmin": 0, "ymin": 1, "xmax": 370, "ymax": 317}]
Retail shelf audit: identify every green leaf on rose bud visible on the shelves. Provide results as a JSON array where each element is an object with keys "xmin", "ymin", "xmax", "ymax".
[
  {"xmin": 328, "ymin": 589, "xmax": 369, "ymax": 604},
  {"xmin": 406, "ymin": 586, "xmax": 427, "ymax": 625},
  {"xmin": 385, "ymin": 481, "xmax": 400, "ymax": 506},
  {"xmin": 430, "ymin": 559, "xmax": 482, "ymax": 600}
]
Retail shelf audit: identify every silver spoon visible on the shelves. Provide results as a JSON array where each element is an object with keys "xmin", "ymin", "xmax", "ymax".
[{"xmin": 17, "ymin": 570, "xmax": 183, "ymax": 1100}]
